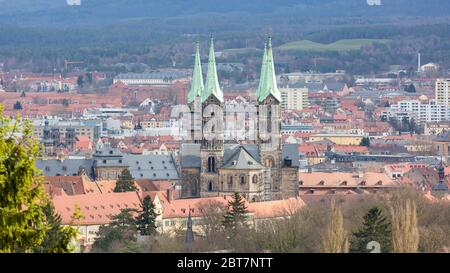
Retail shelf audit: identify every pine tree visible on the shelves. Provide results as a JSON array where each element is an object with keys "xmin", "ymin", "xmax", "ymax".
[
  {"xmin": 222, "ymin": 192, "xmax": 249, "ymax": 235},
  {"xmin": 13, "ymin": 101, "xmax": 23, "ymax": 110},
  {"xmin": 360, "ymin": 137, "xmax": 370, "ymax": 147},
  {"xmin": 136, "ymin": 196, "xmax": 158, "ymax": 236},
  {"xmin": 322, "ymin": 200, "xmax": 349, "ymax": 253},
  {"xmin": 391, "ymin": 200, "xmax": 419, "ymax": 253},
  {"xmin": 92, "ymin": 208, "xmax": 137, "ymax": 252},
  {"xmin": 114, "ymin": 169, "xmax": 137, "ymax": 192},
  {"xmin": 34, "ymin": 202, "xmax": 79, "ymax": 253},
  {"xmin": 350, "ymin": 206, "xmax": 392, "ymax": 253},
  {"xmin": 0, "ymin": 107, "xmax": 48, "ymax": 252}
]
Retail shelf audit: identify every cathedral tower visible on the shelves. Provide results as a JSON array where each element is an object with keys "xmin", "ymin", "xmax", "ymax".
[
  {"xmin": 256, "ymin": 36, "xmax": 283, "ymax": 200},
  {"xmin": 200, "ymin": 36, "xmax": 224, "ymax": 196}
]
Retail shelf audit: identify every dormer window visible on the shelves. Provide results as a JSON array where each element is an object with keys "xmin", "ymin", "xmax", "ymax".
[{"xmin": 318, "ymin": 180, "xmax": 325, "ymax": 185}]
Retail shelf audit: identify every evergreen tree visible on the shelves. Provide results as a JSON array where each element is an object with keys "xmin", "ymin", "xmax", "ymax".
[
  {"xmin": 222, "ymin": 192, "xmax": 249, "ymax": 235},
  {"xmin": 360, "ymin": 137, "xmax": 370, "ymax": 147},
  {"xmin": 77, "ymin": 76, "xmax": 84, "ymax": 88},
  {"xmin": 114, "ymin": 169, "xmax": 137, "ymax": 192},
  {"xmin": 350, "ymin": 207, "xmax": 392, "ymax": 253},
  {"xmin": 0, "ymin": 107, "xmax": 48, "ymax": 252},
  {"xmin": 92, "ymin": 208, "xmax": 137, "ymax": 252},
  {"xmin": 34, "ymin": 202, "xmax": 79, "ymax": 253},
  {"xmin": 13, "ymin": 101, "xmax": 23, "ymax": 110},
  {"xmin": 136, "ymin": 196, "xmax": 158, "ymax": 236}
]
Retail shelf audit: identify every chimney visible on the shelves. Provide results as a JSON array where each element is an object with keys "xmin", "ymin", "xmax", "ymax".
[
  {"xmin": 417, "ymin": 52, "xmax": 421, "ymax": 73},
  {"xmin": 166, "ymin": 187, "xmax": 174, "ymax": 203}
]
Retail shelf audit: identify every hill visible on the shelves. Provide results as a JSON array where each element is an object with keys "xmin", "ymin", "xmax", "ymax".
[{"xmin": 278, "ymin": 39, "xmax": 391, "ymax": 52}]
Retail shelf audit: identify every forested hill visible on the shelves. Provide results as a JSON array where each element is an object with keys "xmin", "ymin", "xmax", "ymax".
[{"xmin": 1, "ymin": 0, "xmax": 450, "ymax": 26}]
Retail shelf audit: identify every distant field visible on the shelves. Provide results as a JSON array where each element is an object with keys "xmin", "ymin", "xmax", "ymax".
[{"xmin": 277, "ymin": 39, "xmax": 392, "ymax": 52}]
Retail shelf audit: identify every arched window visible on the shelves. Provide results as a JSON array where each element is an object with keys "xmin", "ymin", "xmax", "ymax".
[
  {"xmin": 208, "ymin": 181, "xmax": 213, "ymax": 192},
  {"xmin": 264, "ymin": 157, "xmax": 274, "ymax": 168},
  {"xmin": 252, "ymin": 175, "xmax": 258, "ymax": 184},
  {"xmin": 240, "ymin": 176, "xmax": 245, "ymax": 185},
  {"xmin": 207, "ymin": 156, "xmax": 216, "ymax": 172}
]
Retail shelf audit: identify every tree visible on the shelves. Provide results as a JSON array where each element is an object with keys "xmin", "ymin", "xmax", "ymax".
[
  {"xmin": 0, "ymin": 106, "xmax": 78, "ymax": 253},
  {"xmin": 34, "ymin": 202, "xmax": 79, "ymax": 253},
  {"xmin": 136, "ymin": 196, "xmax": 158, "ymax": 236},
  {"xmin": 391, "ymin": 200, "xmax": 419, "ymax": 253},
  {"xmin": 405, "ymin": 84, "xmax": 416, "ymax": 93},
  {"xmin": 222, "ymin": 192, "xmax": 249, "ymax": 235},
  {"xmin": 350, "ymin": 207, "xmax": 392, "ymax": 253},
  {"xmin": 114, "ymin": 169, "xmax": 137, "ymax": 192},
  {"xmin": 0, "ymin": 106, "xmax": 48, "ymax": 252},
  {"xmin": 360, "ymin": 137, "xmax": 370, "ymax": 147},
  {"xmin": 62, "ymin": 99, "xmax": 70, "ymax": 107},
  {"xmin": 77, "ymin": 76, "xmax": 84, "ymax": 88},
  {"xmin": 91, "ymin": 208, "xmax": 137, "ymax": 252},
  {"xmin": 322, "ymin": 200, "xmax": 349, "ymax": 253},
  {"xmin": 13, "ymin": 101, "xmax": 23, "ymax": 110}
]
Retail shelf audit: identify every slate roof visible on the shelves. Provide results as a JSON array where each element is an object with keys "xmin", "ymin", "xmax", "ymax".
[
  {"xmin": 124, "ymin": 154, "xmax": 179, "ymax": 180},
  {"xmin": 36, "ymin": 159, "xmax": 95, "ymax": 177},
  {"xmin": 222, "ymin": 146, "xmax": 264, "ymax": 169}
]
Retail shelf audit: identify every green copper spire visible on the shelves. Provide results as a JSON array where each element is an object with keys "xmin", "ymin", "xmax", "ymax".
[
  {"xmin": 256, "ymin": 40, "xmax": 268, "ymax": 99},
  {"xmin": 201, "ymin": 35, "xmax": 223, "ymax": 103},
  {"xmin": 258, "ymin": 35, "xmax": 281, "ymax": 102},
  {"xmin": 187, "ymin": 40, "xmax": 204, "ymax": 103}
]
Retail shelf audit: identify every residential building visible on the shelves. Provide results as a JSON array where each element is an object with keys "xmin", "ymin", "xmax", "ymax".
[{"xmin": 280, "ymin": 87, "xmax": 309, "ymax": 110}]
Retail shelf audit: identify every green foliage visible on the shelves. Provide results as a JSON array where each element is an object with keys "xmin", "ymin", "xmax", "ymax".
[
  {"xmin": 114, "ymin": 169, "xmax": 137, "ymax": 193},
  {"xmin": 0, "ymin": 106, "xmax": 48, "ymax": 252},
  {"xmin": 136, "ymin": 196, "xmax": 158, "ymax": 236},
  {"xmin": 350, "ymin": 207, "xmax": 392, "ymax": 253},
  {"xmin": 91, "ymin": 208, "xmax": 137, "ymax": 252},
  {"xmin": 360, "ymin": 137, "xmax": 370, "ymax": 147},
  {"xmin": 222, "ymin": 192, "xmax": 249, "ymax": 235},
  {"xmin": 76, "ymin": 76, "xmax": 84, "ymax": 88},
  {"xmin": 13, "ymin": 101, "xmax": 23, "ymax": 110},
  {"xmin": 0, "ymin": 106, "xmax": 78, "ymax": 253},
  {"xmin": 33, "ymin": 202, "xmax": 79, "ymax": 253}
]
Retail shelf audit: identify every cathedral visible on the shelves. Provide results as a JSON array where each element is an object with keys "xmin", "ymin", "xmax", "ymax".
[{"xmin": 180, "ymin": 36, "xmax": 299, "ymax": 202}]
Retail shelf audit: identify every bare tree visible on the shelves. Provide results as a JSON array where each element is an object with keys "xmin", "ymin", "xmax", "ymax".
[
  {"xmin": 322, "ymin": 200, "xmax": 349, "ymax": 253},
  {"xmin": 391, "ymin": 200, "xmax": 419, "ymax": 253}
]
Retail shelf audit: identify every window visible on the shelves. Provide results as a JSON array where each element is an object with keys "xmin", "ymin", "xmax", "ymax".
[
  {"xmin": 228, "ymin": 176, "xmax": 233, "ymax": 191},
  {"xmin": 240, "ymin": 176, "xmax": 245, "ymax": 185},
  {"xmin": 252, "ymin": 175, "xmax": 258, "ymax": 184},
  {"xmin": 62, "ymin": 166, "xmax": 67, "ymax": 172},
  {"xmin": 208, "ymin": 181, "xmax": 213, "ymax": 192},
  {"xmin": 264, "ymin": 157, "xmax": 274, "ymax": 168},
  {"xmin": 207, "ymin": 156, "xmax": 216, "ymax": 172}
]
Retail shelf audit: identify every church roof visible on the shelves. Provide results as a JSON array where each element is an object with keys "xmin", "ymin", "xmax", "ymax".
[
  {"xmin": 201, "ymin": 36, "xmax": 223, "ymax": 103},
  {"xmin": 187, "ymin": 41, "xmax": 204, "ymax": 104},
  {"xmin": 222, "ymin": 145, "xmax": 264, "ymax": 169},
  {"xmin": 257, "ymin": 36, "xmax": 281, "ymax": 103}
]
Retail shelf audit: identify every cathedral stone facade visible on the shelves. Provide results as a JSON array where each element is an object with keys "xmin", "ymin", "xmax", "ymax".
[{"xmin": 180, "ymin": 36, "xmax": 299, "ymax": 202}]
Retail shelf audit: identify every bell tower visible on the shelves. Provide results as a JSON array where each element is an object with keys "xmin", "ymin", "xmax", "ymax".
[{"xmin": 200, "ymin": 35, "xmax": 224, "ymax": 197}]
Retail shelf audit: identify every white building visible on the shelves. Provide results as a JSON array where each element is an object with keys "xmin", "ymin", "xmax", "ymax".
[
  {"xmin": 280, "ymin": 87, "xmax": 309, "ymax": 110},
  {"xmin": 435, "ymin": 79, "xmax": 450, "ymax": 106},
  {"xmin": 387, "ymin": 100, "xmax": 449, "ymax": 124}
]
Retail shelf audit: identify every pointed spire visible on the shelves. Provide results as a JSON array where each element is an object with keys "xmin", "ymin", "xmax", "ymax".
[
  {"xmin": 258, "ymin": 34, "xmax": 281, "ymax": 102},
  {"xmin": 256, "ymin": 38, "xmax": 268, "ymax": 99},
  {"xmin": 187, "ymin": 39, "xmax": 204, "ymax": 104},
  {"xmin": 202, "ymin": 34, "xmax": 223, "ymax": 103},
  {"xmin": 184, "ymin": 209, "xmax": 194, "ymax": 249}
]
